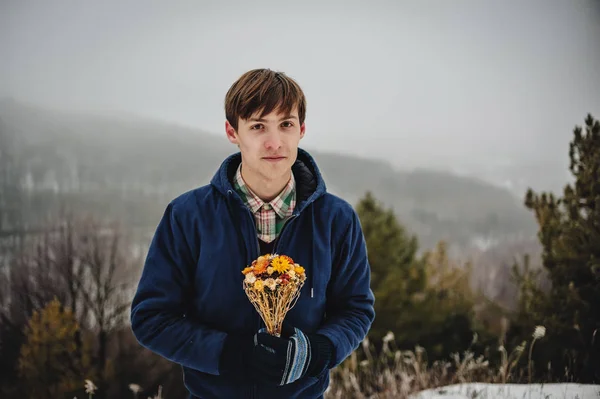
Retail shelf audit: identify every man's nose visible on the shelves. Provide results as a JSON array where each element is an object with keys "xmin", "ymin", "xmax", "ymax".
[{"xmin": 264, "ymin": 130, "xmax": 282, "ymax": 150}]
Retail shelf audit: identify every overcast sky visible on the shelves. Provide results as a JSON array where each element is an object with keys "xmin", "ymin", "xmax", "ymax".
[{"xmin": 1, "ymin": 0, "xmax": 599, "ymax": 173}]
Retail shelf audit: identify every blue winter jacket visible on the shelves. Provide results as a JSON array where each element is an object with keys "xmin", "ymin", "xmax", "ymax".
[{"xmin": 130, "ymin": 148, "xmax": 375, "ymax": 398}]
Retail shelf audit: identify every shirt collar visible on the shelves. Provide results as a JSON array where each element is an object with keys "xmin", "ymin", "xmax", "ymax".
[{"xmin": 233, "ymin": 163, "xmax": 296, "ymax": 218}]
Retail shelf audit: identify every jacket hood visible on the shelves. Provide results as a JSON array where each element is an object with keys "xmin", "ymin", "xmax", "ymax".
[{"xmin": 210, "ymin": 147, "xmax": 327, "ymax": 213}]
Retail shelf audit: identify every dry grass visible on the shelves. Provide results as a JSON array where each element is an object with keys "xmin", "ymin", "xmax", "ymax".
[
  {"xmin": 77, "ymin": 327, "xmax": 543, "ymax": 399},
  {"xmin": 324, "ymin": 329, "xmax": 533, "ymax": 399}
]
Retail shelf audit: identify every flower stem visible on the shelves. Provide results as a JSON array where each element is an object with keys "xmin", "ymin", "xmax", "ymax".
[{"xmin": 528, "ymin": 337, "xmax": 538, "ymax": 384}]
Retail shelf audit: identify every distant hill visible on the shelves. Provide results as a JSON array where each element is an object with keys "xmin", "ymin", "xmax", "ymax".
[{"xmin": 0, "ymin": 98, "xmax": 537, "ymax": 252}]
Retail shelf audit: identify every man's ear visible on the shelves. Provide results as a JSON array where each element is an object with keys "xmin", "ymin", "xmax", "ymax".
[
  {"xmin": 225, "ymin": 120, "xmax": 239, "ymax": 144},
  {"xmin": 300, "ymin": 122, "xmax": 306, "ymax": 139}
]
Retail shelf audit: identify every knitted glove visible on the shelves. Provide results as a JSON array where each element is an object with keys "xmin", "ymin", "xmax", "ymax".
[
  {"xmin": 218, "ymin": 332, "xmax": 255, "ymax": 382},
  {"xmin": 253, "ymin": 323, "xmax": 334, "ymax": 385}
]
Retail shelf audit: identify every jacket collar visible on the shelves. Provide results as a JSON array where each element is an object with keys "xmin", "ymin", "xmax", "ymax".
[
  {"xmin": 211, "ymin": 147, "xmax": 326, "ymax": 214},
  {"xmin": 232, "ymin": 162, "xmax": 296, "ymax": 217}
]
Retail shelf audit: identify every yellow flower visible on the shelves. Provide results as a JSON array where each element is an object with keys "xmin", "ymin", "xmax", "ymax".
[
  {"xmin": 271, "ymin": 256, "xmax": 290, "ymax": 273},
  {"xmin": 267, "ymin": 267, "xmax": 274, "ymax": 275},
  {"xmin": 280, "ymin": 255, "xmax": 294, "ymax": 264},
  {"xmin": 294, "ymin": 265, "xmax": 305, "ymax": 275},
  {"xmin": 242, "ymin": 267, "xmax": 253, "ymax": 275},
  {"xmin": 253, "ymin": 280, "xmax": 264, "ymax": 291}
]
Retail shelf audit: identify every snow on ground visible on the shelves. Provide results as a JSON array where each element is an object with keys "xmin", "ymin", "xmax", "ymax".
[{"xmin": 410, "ymin": 383, "xmax": 599, "ymax": 399}]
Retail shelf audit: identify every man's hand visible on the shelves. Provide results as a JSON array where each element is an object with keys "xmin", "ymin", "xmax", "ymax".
[
  {"xmin": 218, "ymin": 332, "xmax": 256, "ymax": 382},
  {"xmin": 253, "ymin": 322, "xmax": 335, "ymax": 385}
]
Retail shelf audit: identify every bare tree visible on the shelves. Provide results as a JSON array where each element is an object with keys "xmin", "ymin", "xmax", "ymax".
[
  {"xmin": 77, "ymin": 216, "xmax": 140, "ymax": 396},
  {"xmin": 0, "ymin": 118, "xmax": 21, "ymax": 233},
  {"xmin": 0, "ymin": 208, "xmax": 141, "ymax": 398}
]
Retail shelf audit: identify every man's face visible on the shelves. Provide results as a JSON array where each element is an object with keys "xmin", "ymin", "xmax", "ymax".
[{"xmin": 226, "ymin": 107, "xmax": 305, "ymax": 183}]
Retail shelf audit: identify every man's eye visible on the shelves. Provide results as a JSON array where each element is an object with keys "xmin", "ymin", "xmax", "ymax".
[
  {"xmin": 281, "ymin": 121, "xmax": 293, "ymax": 128},
  {"xmin": 251, "ymin": 124, "xmax": 263, "ymax": 130}
]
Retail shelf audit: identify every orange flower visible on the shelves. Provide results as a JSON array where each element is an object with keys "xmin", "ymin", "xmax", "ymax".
[
  {"xmin": 254, "ymin": 258, "xmax": 269, "ymax": 274},
  {"xmin": 242, "ymin": 266, "xmax": 253, "ymax": 275},
  {"xmin": 294, "ymin": 265, "xmax": 305, "ymax": 275}
]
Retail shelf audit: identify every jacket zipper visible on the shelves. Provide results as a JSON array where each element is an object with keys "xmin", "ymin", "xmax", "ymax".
[{"xmin": 246, "ymin": 209, "xmax": 297, "ymax": 399}]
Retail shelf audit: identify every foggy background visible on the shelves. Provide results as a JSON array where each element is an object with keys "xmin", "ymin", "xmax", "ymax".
[
  {"xmin": 2, "ymin": 0, "xmax": 599, "ymax": 195},
  {"xmin": 2, "ymin": 1, "xmax": 600, "ymax": 398}
]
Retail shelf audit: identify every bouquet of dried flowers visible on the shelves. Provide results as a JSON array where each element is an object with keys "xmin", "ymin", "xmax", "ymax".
[{"xmin": 242, "ymin": 253, "xmax": 306, "ymax": 337}]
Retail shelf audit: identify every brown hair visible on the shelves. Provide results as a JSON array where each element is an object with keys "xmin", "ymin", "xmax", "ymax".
[{"xmin": 224, "ymin": 68, "xmax": 306, "ymax": 131}]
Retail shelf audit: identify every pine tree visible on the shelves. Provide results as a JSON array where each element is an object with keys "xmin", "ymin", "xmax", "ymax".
[
  {"xmin": 356, "ymin": 192, "xmax": 422, "ymax": 288},
  {"xmin": 355, "ymin": 191, "xmax": 425, "ymax": 343},
  {"xmin": 521, "ymin": 113, "xmax": 600, "ymax": 382},
  {"xmin": 356, "ymin": 193, "xmax": 479, "ymax": 358},
  {"xmin": 419, "ymin": 241, "xmax": 479, "ymax": 358}
]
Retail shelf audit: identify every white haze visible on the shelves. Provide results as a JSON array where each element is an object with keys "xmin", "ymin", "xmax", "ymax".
[{"xmin": 1, "ymin": 0, "xmax": 599, "ymax": 193}]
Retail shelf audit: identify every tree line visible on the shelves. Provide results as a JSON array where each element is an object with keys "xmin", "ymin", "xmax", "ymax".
[{"xmin": 0, "ymin": 113, "xmax": 598, "ymax": 398}]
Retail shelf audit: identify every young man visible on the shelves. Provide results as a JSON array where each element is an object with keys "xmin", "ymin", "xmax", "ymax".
[{"xmin": 130, "ymin": 69, "xmax": 375, "ymax": 398}]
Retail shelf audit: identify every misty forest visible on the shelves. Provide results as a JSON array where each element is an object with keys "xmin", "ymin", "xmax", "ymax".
[{"xmin": 0, "ymin": 98, "xmax": 598, "ymax": 398}]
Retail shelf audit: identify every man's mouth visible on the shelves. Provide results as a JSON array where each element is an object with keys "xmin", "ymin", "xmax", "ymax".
[{"xmin": 263, "ymin": 156, "xmax": 286, "ymax": 161}]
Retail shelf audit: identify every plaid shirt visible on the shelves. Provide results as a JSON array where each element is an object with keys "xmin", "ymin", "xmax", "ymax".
[{"xmin": 233, "ymin": 163, "xmax": 296, "ymax": 243}]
